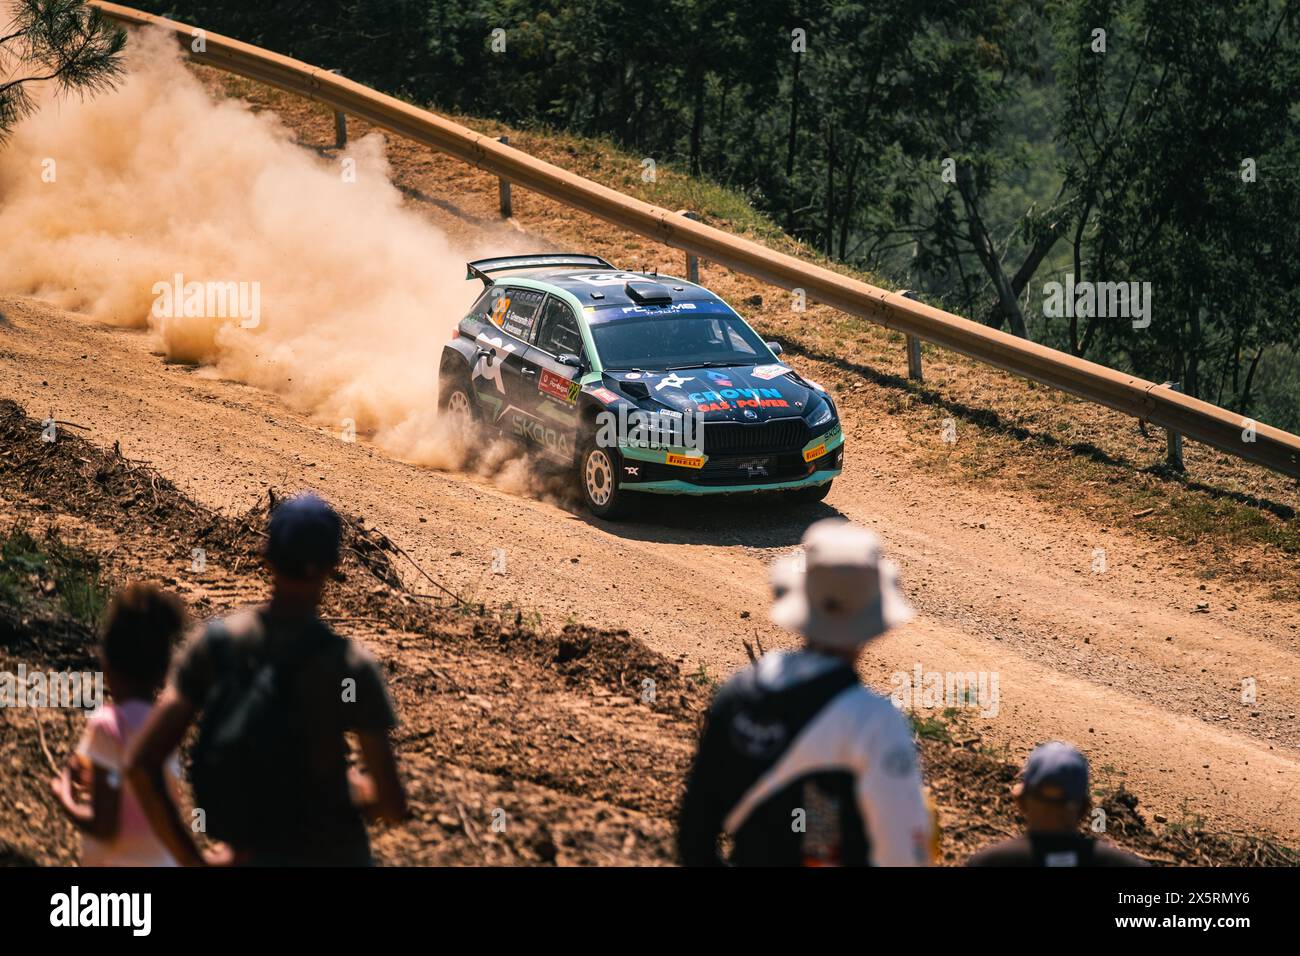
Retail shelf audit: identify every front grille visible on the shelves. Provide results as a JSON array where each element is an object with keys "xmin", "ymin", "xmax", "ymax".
[
  {"xmin": 702, "ymin": 418, "xmax": 810, "ymax": 455},
  {"xmin": 697, "ymin": 453, "xmax": 807, "ymax": 484}
]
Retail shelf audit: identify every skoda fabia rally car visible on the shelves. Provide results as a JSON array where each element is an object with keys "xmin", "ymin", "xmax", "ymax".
[{"xmin": 438, "ymin": 253, "xmax": 844, "ymax": 519}]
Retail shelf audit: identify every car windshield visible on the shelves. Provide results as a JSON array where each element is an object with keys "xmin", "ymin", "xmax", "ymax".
[{"xmin": 589, "ymin": 304, "xmax": 774, "ymax": 370}]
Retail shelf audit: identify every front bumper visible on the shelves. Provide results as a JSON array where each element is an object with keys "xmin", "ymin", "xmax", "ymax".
[
  {"xmin": 617, "ymin": 424, "xmax": 844, "ymax": 495},
  {"xmin": 627, "ymin": 467, "xmax": 841, "ymax": 496}
]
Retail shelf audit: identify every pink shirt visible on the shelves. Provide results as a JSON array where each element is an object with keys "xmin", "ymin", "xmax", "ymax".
[{"xmin": 75, "ymin": 700, "xmax": 182, "ymax": 867}]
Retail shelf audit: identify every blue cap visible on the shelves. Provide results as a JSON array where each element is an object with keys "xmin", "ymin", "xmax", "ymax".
[
  {"xmin": 1021, "ymin": 742, "xmax": 1089, "ymax": 803},
  {"xmin": 264, "ymin": 493, "xmax": 342, "ymax": 577}
]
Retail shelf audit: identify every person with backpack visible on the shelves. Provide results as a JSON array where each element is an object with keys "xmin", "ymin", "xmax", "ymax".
[
  {"xmin": 51, "ymin": 583, "xmax": 187, "ymax": 865},
  {"xmin": 677, "ymin": 519, "xmax": 933, "ymax": 866},
  {"xmin": 965, "ymin": 741, "xmax": 1148, "ymax": 867},
  {"xmin": 126, "ymin": 493, "xmax": 407, "ymax": 866}
]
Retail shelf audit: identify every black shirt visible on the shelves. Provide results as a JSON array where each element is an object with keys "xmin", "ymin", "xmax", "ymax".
[
  {"xmin": 966, "ymin": 832, "xmax": 1148, "ymax": 867},
  {"xmin": 172, "ymin": 607, "xmax": 397, "ymax": 865}
]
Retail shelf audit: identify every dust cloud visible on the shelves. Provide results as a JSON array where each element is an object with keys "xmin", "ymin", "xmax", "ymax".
[{"xmin": 0, "ymin": 24, "xmax": 560, "ymax": 495}]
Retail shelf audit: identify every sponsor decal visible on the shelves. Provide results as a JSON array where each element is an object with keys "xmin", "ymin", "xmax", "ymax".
[
  {"xmin": 699, "ymin": 398, "xmax": 790, "ymax": 413},
  {"xmin": 655, "ymin": 372, "xmax": 694, "ymax": 391},
  {"xmin": 512, "ymin": 416, "xmax": 573, "ymax": 456},
  {"xmin": 706, "ymin": 370, "xmax": 733, "ymax": 387},
  {"xmin": 571, "ymin": 272, "xmax": 644, "ymax": 286},
  {"xmin": 751, "ymin": 364, "xmax": 791, "ymax": 380},
  {"xmin": 665, "ymin": 452, "xmax": 705, "ymax": 469},
  {"xmin": 738, "ymin": 458, "xmax": 770, "ymax": 477},
  {"xmin": 804, "ymin": 442, "xmax": 828, "ymax": 462},
  {"xmin": 623, "ymin": 465, "xmax": 640, "ymax": 477},
  {"xmin": 472, "ymin": 333, "xmax": 516, "ymax": 393},
  {"xmin": 687, "ymin": 387, "xmax": 790, "ymax": 413},
  {"xmin": 539, "ymin": 368, "xmax": 579, "ymax": 404},
  {"xmin": 624, "ymin": 372, "xmax": 641, "ymax": 379},
  {"xmin": 688, "ymin": 387, "xmax": 784, "ymax": 403},
  {"xmin": 619, "ymin": 302, "xmax": 699, "ymax": 314},
  {"xmin": 589, "ymin": 387, "xmax": 620, "ymax": 404}
]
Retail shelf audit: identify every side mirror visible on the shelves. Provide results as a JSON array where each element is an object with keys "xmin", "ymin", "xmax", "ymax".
[
  {"xmin": 557, "ymin": 353, "xmax": 583, "ymax": 369},
  {"xmin": 766, "ymin": 341, "xmax": 784, "ymax": 356}
]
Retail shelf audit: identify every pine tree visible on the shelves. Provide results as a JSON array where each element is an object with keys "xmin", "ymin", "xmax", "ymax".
[{"xmin": 0, "ymin": 0, "xmax": 126, "ymax": 141}]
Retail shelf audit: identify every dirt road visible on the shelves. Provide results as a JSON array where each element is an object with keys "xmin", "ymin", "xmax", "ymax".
[
  {"xmin": 4, "ymin": 289, "xmax": 1299, "ymax": 843},
  {"xmin": 3, "ymin": 61, "xmax": 1299, "ymax": 848}
]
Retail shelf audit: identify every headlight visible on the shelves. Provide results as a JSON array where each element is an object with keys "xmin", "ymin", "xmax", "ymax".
[{"xmin": 807, "ymin": 397, "xmax": 835, "ymax": 428}]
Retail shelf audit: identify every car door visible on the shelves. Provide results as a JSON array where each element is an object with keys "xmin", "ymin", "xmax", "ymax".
[
  {"xmin": 470, "ymin": 286, "xmax": 544, "ymax": 429},
  {"xmin": 519, "ymin": 294, "xmax": 586, "ymax": 458}
]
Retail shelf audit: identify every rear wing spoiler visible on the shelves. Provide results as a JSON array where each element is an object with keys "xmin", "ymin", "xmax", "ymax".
[{"xmin": 466, "ymin": 253, "xmax": 616, "ymax": 285}]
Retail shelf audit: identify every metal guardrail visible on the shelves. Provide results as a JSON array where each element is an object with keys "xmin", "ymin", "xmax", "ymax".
[{"xmin": 90, "ymin": 2, "xmax": 1300, "ymax": 480}]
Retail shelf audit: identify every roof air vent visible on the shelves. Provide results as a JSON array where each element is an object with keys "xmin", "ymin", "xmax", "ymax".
[{"xmin": 625, "ymin": 282, "xmax": 673, "ymax": 305}]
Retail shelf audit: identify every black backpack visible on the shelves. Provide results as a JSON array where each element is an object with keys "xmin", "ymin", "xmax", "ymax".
[{"xmin": 189, "ymin": 610, "xmax": 336, "ymax": 848}]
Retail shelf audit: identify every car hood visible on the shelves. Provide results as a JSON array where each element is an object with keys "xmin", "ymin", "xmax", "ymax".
[{"xmin": 603, "ymin": 364, "xmax": 817, "ymax": 424}]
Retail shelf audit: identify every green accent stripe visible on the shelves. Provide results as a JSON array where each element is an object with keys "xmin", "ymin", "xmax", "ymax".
[
  {"xmin": 802, "ymin": 424, "xmax": 844, "ymax": 458},
  {"xmin": 623, "ymin": 470, "xmax": 840, "ymax": 496}
]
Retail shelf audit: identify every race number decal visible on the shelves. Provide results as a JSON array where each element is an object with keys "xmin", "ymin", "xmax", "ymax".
[{"xmin": 539, "ymin": 368, "xmax": 579, "ymax": 404}]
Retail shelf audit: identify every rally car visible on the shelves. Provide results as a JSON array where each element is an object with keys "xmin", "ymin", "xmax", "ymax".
[{"xmin": 438, "ymin": 253, "xmax": 844, "ymax": 519}]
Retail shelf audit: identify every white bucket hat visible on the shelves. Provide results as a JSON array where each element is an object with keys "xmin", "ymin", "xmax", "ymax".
[{"xmin": 771, "ymin": 519, "xmax": 913, "ymax": 650}]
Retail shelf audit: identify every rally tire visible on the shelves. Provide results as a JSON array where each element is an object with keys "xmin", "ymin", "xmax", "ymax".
[
  {"xmin": 580, "ymin": 439, "xmax": 635, "ymax": 520},
  {"xmin": 438, "ymin": 366, "xmax": 480, "ymax": 427}
]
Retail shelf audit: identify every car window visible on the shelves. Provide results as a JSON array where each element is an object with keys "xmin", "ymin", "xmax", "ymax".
[
  {"xmin": 499, "ymin": 288, "xmax": 544, "ymax": 340},
  {"xmin": 535, "ymin": 296, "xmax": 583, "ymax": 357},
  {"xmin": 726, "ymin": 323, "xmax": 759, "ymax": 355},
  {"xmin": 466, "ymin": 286, "xmax": 509, "ymax": 326},
  {"xmin": 589, "ymin": 311, "xmax": 773, "ymax": 369}
]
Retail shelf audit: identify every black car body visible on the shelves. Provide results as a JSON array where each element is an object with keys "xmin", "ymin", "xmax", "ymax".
[{"xmin": 439, "ymin": 253, "xmax": 844, "ymax": 517}]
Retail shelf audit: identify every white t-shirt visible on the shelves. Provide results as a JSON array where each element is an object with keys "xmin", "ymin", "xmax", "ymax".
[{"xmin": 75, "ymin": 699, "xmax": 183, "ymax": 867}]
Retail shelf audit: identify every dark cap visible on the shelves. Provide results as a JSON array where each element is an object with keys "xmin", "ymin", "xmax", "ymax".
[
  {"xmin": 264, "ymin": 493, "xmax": 342, "ymax": 578},
  {"xmin": 1021, "ymin": 741, "xmax": 1089, "ymax": 803}
]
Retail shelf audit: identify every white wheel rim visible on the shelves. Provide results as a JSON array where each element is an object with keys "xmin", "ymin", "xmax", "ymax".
[
  {"xmin": 447, "ymin": 390, "xmax": 471, "ymax": 421},
  {"xmin": 585, "ymin": 449, "xmax": 614, "ymax": 507}
]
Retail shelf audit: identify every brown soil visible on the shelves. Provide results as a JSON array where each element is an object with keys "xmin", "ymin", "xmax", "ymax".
[
  {"xmin": 1, "ymin": 400, "xmax": 1294, "ymax": 866},
  {"xmin": 2, "ymin": 57, "xmax": 1299, "ymax": 865}
]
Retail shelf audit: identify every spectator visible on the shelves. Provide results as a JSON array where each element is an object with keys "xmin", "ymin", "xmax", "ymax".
[
  {"xmin": 966, "ymin": 741, "xmax": 1147, "ymax": 866},
  {"xmin": 678, "ymin": 518, "xmax": 933, "ymax": 866},
  {"xmin": 51, "ymin": 583, "xmax": 187, "ymax": 865},
  {"xmin": 126, "ymin": 493, "xmax": 407, "ymax": 866}
]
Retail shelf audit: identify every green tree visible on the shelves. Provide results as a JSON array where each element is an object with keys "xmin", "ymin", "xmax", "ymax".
[
  {"xmin": 0, "ymin": 0, "xmax": 125, "ymax": 141},
  {"xmin": 1054, "ymin": 0, "xmax": 1300, "ymax": 418}
]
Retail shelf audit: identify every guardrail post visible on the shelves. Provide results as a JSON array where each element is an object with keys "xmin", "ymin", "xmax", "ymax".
[
  {"xmin": 1164, "ymin": 381, "xmax": 1185, "ymax": 471},
  {"xmin": 677, "ymin": 210, "xmax": 702, "ymax": 282},
  {"xmin": 899, "ymin": 290, "xmax": 923, "ymax": 381},
  {"xmin": 328, "ymin": 70, "xmax": 347, "ymax": 147},
  {"xmin": 905, "ymin": 335, "xmax": 923, "ymax": 381},
  {"xmin": 498, "ymin": 136, "xmax": 512, "ymax": 218}
]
